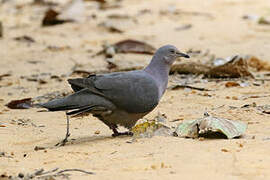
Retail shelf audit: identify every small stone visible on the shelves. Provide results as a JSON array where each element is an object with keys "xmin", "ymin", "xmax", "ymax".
[{"xmin": 94, "ymin": 130, "xmax": 100, "ymax": 134}]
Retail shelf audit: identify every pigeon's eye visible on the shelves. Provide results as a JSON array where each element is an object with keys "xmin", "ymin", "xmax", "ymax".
[{"xmin": 169, "ymin": 49, "xmax": 175, "ymax": 53}]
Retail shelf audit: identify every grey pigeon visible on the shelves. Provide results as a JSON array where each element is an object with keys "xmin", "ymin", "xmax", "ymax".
[{"xmin": 40, "ymin": 45, "xmax": 189, "ymax": 145}]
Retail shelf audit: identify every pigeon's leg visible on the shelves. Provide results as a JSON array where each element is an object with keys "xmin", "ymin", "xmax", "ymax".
[
  {"xmin": 112, "ymin": 127, "xmax": 133, "ymax": 137},
  {"xmin": 55, "ymin": 112, "xmax": 71, "ymax": 146}
]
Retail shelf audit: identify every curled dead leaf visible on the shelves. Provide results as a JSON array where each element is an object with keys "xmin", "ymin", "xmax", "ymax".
[
  {"xmin": 42, "ymin": 9, "xmax": 72, "ymax": 26},
  {"xmin": 174, "ymin": 113, "xmax": 247, "ymax": 139},
  {"xmin": 96, "ymin": 40, "xmax": 156, "ymax": 57},
  {"xmin": 113, "ymin": 39, "xmax": 156, "ymax": 54},
  {"xmin": 6, "ymin": 98, "xmax": 33, "ymax": 109},
  {"xmin": 208, "ymin": 56, "xmax": 253, "ymax": 78}
]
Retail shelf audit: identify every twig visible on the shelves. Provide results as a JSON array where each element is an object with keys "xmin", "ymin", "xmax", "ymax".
[
  {"xmin": 38, "ymin": 168, "xmax": 59, "ymax": 175},
  {"xmin": 168, "ymin": 84, "xmax": 210, "ymax": 91},
  {"xmin": 23, "ymin": 168, "xmax": 94, "ymax": 179},
  {"xmin": 57, "ymin": 168, "xmax": 95, "ymax": 175}
]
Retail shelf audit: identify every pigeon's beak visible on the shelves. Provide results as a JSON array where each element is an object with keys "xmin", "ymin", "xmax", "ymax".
[{"xmin": 176, "ymin": 52, "xmax": 190, "ymax": 58}]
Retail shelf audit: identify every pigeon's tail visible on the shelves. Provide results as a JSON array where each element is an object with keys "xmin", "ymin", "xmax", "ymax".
[{"xmin": 39, "ymin": 89, "xmax": 114, "ymax": 113}]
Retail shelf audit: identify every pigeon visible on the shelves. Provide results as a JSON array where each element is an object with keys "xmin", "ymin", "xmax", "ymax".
[{"xmin": 40, "ymin": 45, "xmax": 189, "ymax": 146}]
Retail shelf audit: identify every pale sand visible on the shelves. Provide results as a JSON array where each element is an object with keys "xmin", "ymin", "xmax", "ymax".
[{"xmin": 1, "ymin": 0, "xmax": 270, "ymax": 179}]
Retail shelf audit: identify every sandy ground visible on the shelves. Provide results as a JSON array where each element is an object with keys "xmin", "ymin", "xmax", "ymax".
[{"xmin": 1, "ymin": 0, "xmax": 270, "ymax": 179}]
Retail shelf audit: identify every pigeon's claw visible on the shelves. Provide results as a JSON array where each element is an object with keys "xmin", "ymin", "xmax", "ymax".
[
  {"xmin": 55, "ymin": 133, "xmax": 70, "ymax": 146},
  {"xmin": 112, "ymin": 128, "xmax": 133, "ymax": 137}
]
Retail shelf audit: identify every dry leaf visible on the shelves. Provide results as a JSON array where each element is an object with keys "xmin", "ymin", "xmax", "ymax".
[
  {"xmin": 42, "ymin": 9, "xmax": 72, "ymax": 26},
  {"xmin": 132, "ymin": 114, "xmax": 172, "ymax": 138},
  {"xmin": 208, "ymin": 56, "xmax": 253, "ymax": 78},
  {"xmin": 6, "ymin": 98, "xmax": 33, "ymax": 109},
  {"xmin": 174, "ymin": 113, "xmax": 247, "ymax": 139},
  {"xmin": 113, "ymin": 39, "xmax": 156, "ymax": 54}
]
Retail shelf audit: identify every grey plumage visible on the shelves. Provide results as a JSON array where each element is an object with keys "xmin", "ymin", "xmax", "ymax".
[{"xmin": 40, "ymin": 45, "xmax": 189, "ymax": 145}]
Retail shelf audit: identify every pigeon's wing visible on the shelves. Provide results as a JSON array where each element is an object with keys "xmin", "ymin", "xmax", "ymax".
[{"xmin": 68, "ymin": 71, "xmax": 159, "ymax": 113}]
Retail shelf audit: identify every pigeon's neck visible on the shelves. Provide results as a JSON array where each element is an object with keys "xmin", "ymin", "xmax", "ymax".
[{"xmin": 144, "ymin": 56, "xmax": 170, "ymax": 98}]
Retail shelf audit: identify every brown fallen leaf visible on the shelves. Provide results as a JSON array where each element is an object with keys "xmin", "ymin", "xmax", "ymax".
[
  {"xmin": 6, "ymin": 98, "xmax": 33, "ymax": 109},
  {"xmin": 94, "ymin": 40, "xmax": 155, "ymax": 58},
  {"xmin": 208, "ymin": 56, "xmax": 253, "ymax": 78},
  {"xmin": 113, "ymin": 39, "xmax": 156, "ymax": 54},
  {"xmin": 170, "ymin": 62, "xmax": 210, "ymax": 75},
  {"xmin": 42, "ymin": 9, "xmax": 72, "ymax": 27},
  {"xmin": 225, "ymin": 81, "xmax": 240, "ymax": 87}
]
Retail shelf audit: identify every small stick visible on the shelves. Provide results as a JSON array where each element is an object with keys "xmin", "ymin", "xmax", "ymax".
[
  {"xmin": 169, "ymin": 84, "xmax": 210, "ymax": 91},
  {"xmin": 57, "ymin": 168, "xmax": 95, "ymax": 175}
]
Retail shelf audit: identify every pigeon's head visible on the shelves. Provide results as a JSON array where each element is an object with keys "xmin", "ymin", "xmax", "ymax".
[{"xmin": 155, "ymin": 45, "xmax": 189, "ymax": 65}]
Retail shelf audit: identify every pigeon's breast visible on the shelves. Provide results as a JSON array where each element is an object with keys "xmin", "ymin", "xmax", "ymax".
[
  {"xmin": 95, "ymin": 71, "xmax": 160, "ymax": 114},
  {"xmin": 110, "ymin": 74, "xmax": 160, "ymax": 113}
]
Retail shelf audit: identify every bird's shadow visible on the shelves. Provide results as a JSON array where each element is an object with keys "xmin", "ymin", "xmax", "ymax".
[{"xmin": 46, "ymin": 134, "xmax": 132, "ymax": 149}]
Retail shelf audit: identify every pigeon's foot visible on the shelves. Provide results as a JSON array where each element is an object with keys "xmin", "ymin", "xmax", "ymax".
[
  {"xmin": 112, "ymin": 129, "xmax": 133, "ymax": 137},
  {"xmin": 55, "ymin": 133, "xmax": 70, "ymax": 146}
]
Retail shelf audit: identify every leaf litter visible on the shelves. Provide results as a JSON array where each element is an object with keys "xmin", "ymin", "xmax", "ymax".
[
  {"xmin": 5, "ymin": 98, "xmax": 33, "ymax": 109},
  {"xmin": 132, "ymin": 113, "xmax": 173, "ymax": 138},
  {"xmin": 96, "ymin": 39, "xmax": 156, "ymax": 57},
  {"xmin": 42, "ymin": 8, "xmax": 72, "ymax": 26},
  {"xmin": 174, "ymin": 112, "xmax": 247, "ymax": 139}
]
